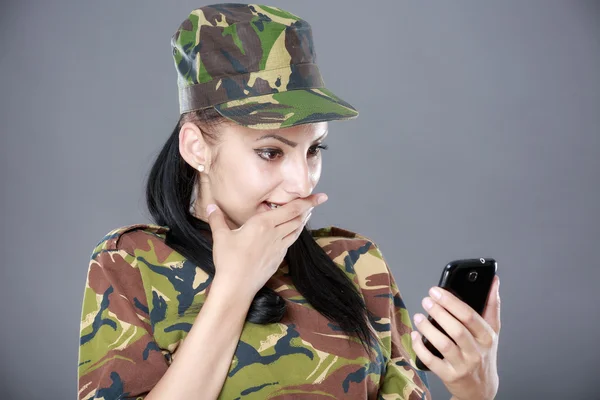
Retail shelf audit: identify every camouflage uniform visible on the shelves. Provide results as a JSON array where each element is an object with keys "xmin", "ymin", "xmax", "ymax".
[{"xmin": 78, "ymin": 224, "xmax": 431, "ymax": 399}]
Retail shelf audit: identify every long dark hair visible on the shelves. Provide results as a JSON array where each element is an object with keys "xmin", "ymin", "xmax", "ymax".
[{"xmin": 145, "ymin": 108, "xmax": 378, "ymax": 359}]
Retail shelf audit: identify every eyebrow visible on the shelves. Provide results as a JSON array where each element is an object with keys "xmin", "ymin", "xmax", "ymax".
[{"xmin": 255, "ymin": 131, "xmax": 328, "ymax": 148}]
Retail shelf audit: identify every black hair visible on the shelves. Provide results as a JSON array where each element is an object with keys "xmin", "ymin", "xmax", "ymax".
[{"xmin": 145, "ymin": 107, "xmax": 378, "ymax": 360}]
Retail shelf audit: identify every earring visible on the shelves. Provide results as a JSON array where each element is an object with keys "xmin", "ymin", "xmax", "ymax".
[{"xmin": 197, "ymin": 164, "xmax": 205, "ymax": 173}]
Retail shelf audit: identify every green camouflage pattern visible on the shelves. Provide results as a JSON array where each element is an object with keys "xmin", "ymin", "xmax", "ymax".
[
  {"xmin": 78, "ymin": 224, "xmax": 430, "ymax": 399},
  {"xmin": 171, "ymin": 3, "xmax": 359, "ymax": 129}
]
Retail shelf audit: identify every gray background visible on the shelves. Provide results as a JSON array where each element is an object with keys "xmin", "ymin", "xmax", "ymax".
[{"xmin": 1, "ymin": 1, "xmax": 598, "ymax": 399}]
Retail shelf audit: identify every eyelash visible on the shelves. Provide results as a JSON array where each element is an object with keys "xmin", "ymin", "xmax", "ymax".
[{"xmin": 256, "ymin": 144, "xmax": 329, "ymax": 162}]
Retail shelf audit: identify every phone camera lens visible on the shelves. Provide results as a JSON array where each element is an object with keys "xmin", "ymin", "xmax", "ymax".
[{"xmin": 468, "ymin": 271, "xmax": 478, "ymax": 282}]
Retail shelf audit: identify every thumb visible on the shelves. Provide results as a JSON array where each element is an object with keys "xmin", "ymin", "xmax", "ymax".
[
  {"xmin": 482, "ymin": 275, "xmax": 501, "ymax": 333},
  {"xmin": 206, "ymin": 204, "xmax": 228, "ymax": 233}
]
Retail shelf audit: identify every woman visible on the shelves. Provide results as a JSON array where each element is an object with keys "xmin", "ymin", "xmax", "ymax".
[{"xmin": 77, "ymin": 4, "xmax": 500, "ymax": 399}]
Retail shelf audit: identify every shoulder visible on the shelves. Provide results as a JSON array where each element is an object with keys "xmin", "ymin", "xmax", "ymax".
[
  {"xmin": 310, "ymin": 225, "xmax": 390, "ymax": 279},
  {"xmin": 310, "ymin": 225, "xmax": 384, "ymax": 257},
  {"xmin": 90, "ymin": 223, "xmax": 170, "ymax": 259}
]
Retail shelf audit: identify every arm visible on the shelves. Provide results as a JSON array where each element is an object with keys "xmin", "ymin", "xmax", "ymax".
[
  {"xmin": 145, "ymin": 277, "xmax": 253, "ymax": 399},
  {"xmin": 78, "ymin": 246, "xmax": 254, "ymax": 399}
]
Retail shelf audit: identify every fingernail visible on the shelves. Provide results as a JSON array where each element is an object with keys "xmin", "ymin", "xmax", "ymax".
[
  {"xmin": 317, "ymin": 194, "xmax": 328, "ymax": 204},
  {"xmin": 423, "ymin": 297, "xmax": 433, "ymax": 310},
  {"xmin": 206, "ymin": 204, "xmax": 217, "ymax": 216},
  {"xmin": 414, "ymin": 314, "xmax": 424, "ymax": 324},
  {"xmin": 430, "ymin": 287, "xmax": 442, "ymax": 300},
  {"xmin": 411, "ymin": 331, "xmax": 419, "ymax": 341}
]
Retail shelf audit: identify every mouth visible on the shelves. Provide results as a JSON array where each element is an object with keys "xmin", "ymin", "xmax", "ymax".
[{"xmin": 262, "ymin": 201, "xmax": 284, "ymax": 210}]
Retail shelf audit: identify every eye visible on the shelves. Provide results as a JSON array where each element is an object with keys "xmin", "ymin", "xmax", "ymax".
[
  {"xmin": 255, "ymin": 144, "xmax": 329, "ymax": 162},
  {"xmin": 308, "ymin": 143, "xmax": 328, "ymax": 157},
  {"xmin": 256, "ymin": 149, "xmax": 283, "ymax": 162}
]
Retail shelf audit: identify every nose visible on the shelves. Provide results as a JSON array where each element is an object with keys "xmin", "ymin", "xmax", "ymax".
[{"xmin": 282, "ymin": 152, "xmax": 313, "ymax": 198}]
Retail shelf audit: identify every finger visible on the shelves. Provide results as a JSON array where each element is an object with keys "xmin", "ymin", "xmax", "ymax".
[
  {"xmin": 429, "ymin": 286, "xmax": 495, "ymax": 345},
  {"xmin": 206, "ymin": 204, "xmax": 229, "ymax": 234},
  {"xmin": 270, "ymin": 193, "xmax": 327, "ymax": 226},
  {"xmin": 281, "ymin": 223, "xmax": 304, "ymax": 249},
  {"xmin": 279, "ymin": 212, "xmax": 311, "ymax": 248},
  {"xmin": 410, "ymin": 330, "xmax": 454, "ymax": 378},
  {"xmin": 276, "ymin": 208, "xmax": 311, "ymax": 238},
  {"xmin": 482, "ymin": 275, "xmax": 501, "ymax": 333},
  {"xmin": 413, "ymin": 312, "xmax": 464, "ymax": 366},
  {"xmin": 421, "ymin": 297, "xmax": 480, "ymax": 361}
]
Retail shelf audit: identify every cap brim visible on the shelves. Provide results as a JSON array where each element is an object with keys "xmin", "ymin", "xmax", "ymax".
[{"xmin": 212, "ymin": 87, "xmax": 358, "ymax": 129}]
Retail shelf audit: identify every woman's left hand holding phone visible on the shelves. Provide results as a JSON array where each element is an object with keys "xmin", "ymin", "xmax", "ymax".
[{"xmin": 411, "ymin": 276, "xmax": 501, "ymax": 400}]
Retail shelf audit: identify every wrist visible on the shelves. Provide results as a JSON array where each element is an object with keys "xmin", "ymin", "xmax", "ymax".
[
  {"xmin": 210, "ymin": 276, "xmax": 256, "ymax": 304},
  {"xmin": 450, "ymin": 395, "xmax": 495, "ymax": 400}
]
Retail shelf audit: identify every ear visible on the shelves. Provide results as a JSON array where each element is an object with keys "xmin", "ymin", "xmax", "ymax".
[{"xmin": 179, "ymin": 122, "xmax": 209, "ymax": 171}]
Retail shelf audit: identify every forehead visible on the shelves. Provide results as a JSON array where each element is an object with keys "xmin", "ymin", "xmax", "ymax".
[{"xmin": 231, "ymin": 122, "xmax": 329, "ymax": 143}]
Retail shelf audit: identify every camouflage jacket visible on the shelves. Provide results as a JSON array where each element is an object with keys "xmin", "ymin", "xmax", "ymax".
[{"xmin": 78, "ymin": 224, "xmax": 431, "ymax": 399}]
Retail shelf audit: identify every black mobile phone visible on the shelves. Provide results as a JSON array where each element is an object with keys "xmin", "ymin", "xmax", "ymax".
[{"xmin": 415, "ymin": 258, "xmax": 497, "ymax": 371}]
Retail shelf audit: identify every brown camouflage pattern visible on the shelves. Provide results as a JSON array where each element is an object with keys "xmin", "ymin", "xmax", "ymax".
[{"xmin": 78, "ymin": 224, "xmax": 430, "ymax": 399}]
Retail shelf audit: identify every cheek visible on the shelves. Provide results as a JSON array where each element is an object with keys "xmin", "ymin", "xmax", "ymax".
[
  {"xmin": 223, "ymin": 157, "xmax": 274, "ymax": 200},
  {"xmin": 309, "ymin": 159, "xmax": 322, "ymax": 185},
  {"xmin": 247, "ymin": 164, "xmax": 276, "ymax": 193},
  {"xmin": 213, "ymin": 157, "xmax": 270, "ymax": 225}
]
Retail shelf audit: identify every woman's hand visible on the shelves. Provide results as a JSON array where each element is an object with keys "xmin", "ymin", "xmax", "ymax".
[
  {"xmin": 411, "ymin": 276, "xmax": 501, "ymax": 400},
  {"xmin": 206, "ymin": 193, "xmax": 327, "ymax": 299}
]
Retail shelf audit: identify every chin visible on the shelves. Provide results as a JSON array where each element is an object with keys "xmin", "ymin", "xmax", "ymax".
[
  {"xmin": 221, "ymin": 204, "xmax": 273, "ymax": 230},
  {"xmin": 217, "ymin": 211, "xmax": 243, "ymax": 230}
]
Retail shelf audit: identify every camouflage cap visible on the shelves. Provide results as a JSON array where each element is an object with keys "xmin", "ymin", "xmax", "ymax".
[{"xmin": 171, "ymin": 3, "xmax": 359, "ymax": 129}]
